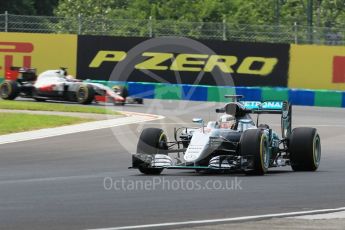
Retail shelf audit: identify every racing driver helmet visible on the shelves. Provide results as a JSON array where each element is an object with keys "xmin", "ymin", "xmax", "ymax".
[{"xmin": 219, "ymin": 114, "xmax": 236, "ymax": 129}]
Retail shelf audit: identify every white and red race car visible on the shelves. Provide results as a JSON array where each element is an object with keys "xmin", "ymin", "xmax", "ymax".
[{"xmin": 0, "ymin": 67, "xmax": 128, "ymax": 105}]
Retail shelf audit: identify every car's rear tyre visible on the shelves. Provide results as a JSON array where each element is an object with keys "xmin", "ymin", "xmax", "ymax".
[
  {"xmin": 76, "ymin": 84, "xmax": 95, "ymax": 104},
  {"xmin": 289, "ymin": 127, "xmax": 321, "ymax": 171},
  {"xmin": 0, "ymin": 80, "xmax": 19, "ymax": 100},
  {"xmin": 119, "ymin": 86, "xmax": 128, "ymax": 99},
  {"xmin": 240, "ymin": 129, "xmax": 269, "ymax": 175},
  {"xmin": 136, "ymin": 128, "xmax": 168, "ymax": 175}
]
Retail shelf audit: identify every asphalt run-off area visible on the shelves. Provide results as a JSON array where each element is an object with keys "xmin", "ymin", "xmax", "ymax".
[{"xmin": 0, "ymin": 99, "xmax": 345, "ymax": 230}]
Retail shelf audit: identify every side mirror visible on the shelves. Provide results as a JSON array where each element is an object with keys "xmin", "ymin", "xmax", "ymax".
[
  {"xmin": 224, "ymin": 103, "xmax": 238, "ymax": 116},
  {"xmin": 215, "ymin": 108, "xmax": 225, "ymax": 113},
  {"xmin": 192, "ymin": 118, "xmax": 203, "ymax": 123},
  {"xmin": 193, "ymin": 118, "xmax": 205, "ymax": 133}
]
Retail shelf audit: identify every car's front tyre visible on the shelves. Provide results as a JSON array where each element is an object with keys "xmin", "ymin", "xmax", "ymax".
[
  {"xmin": 136, "ymin": 128, "xmax": 168, "ymax": 175},
  {"xmin": 113, "ymin": 86, "xmax": 128, "ymax": 106},
  {"xmin": 240, "ymin": 129, "xmax": 269, "ymax": 175}
]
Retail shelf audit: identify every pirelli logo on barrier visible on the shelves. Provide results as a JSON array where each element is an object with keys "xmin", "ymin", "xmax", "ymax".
[
  {"xmin": 333, "ymin": 56, "xmax": 345, "ymax": 83},
  {"xmin": 0, "ymin": 32, "xmax": 77, "ymax": 77},
  {"xmin": 89, "ymin": 51, "xmax": 278, "ymax": 76},
  {"xmin": 289, "ymin": 44, "xmax": 345, "ymax": 90},
  {"xmin": 0, "ymin": 41, "xmax": 34, "ymax": 75},
  {"xmin": 77, "ymin": 36, "xmax": 290, "ymax": 87}
]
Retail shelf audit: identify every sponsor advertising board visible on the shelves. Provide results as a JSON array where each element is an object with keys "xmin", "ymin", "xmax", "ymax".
[
  {"xmin": 289, "ymin": 44, "xmax": 345, "ymax": 90},
  {"xmin": 1, "ymin": 32, "xmax": 344, "ymax": 92},
  {"xmin": 0, "ymin": 32, "xmax": 77, "ymax": 78},
  {"xmin": 77, "ymin": 36, "xmax": 290, "ymax": 87}
]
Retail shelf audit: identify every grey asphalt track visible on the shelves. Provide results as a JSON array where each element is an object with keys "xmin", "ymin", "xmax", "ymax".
[{"xmin": 0, "ymin": 99, "xmax": 345, "ymax": 230}]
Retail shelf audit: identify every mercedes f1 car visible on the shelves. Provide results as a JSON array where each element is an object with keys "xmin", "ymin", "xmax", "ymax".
[
  {"xmin": 131, "ymin": 95, "xmax": 321, "ymax": 175},
  {"xmin": 0, "ymin": 67, "xmax": 142, "ymax": 105}
]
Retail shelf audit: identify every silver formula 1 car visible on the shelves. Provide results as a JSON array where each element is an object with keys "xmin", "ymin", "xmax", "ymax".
[
  {"xmin": 131, "ymin": 95, "xmax": 321, "ymax": 175},
  {"xmin": 0, "ymin": 67, "xmax": 125, "ymax": 105}
]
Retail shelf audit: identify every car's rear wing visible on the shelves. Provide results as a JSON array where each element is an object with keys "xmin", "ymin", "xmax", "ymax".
[
  {"xmin": 9, "ymin": 66, "xmax": 36, "ymax": 73},
  {"xmin": 221, "ymin": 95, "xmax": 292, "ymax": 138},
  {"xmin": 5, "ymin": 66, "xmax": 37, "ymax": 81},
  {"xmin": 240, "ymin": 101, "xmax": 284, "ymax": 114}
]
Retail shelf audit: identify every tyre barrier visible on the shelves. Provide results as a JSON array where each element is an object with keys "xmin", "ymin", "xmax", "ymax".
[
  {"xmin": 1, "ymin": 77, "xmax": 345, "ymax": 107},
  {"xmin": 88, "ymin": 80, "xmax": 345, "ymax": 108}
]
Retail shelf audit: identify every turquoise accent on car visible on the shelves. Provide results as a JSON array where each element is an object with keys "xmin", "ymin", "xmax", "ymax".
[{"xmin": 242, "ymin": 101, "xmax": 284, "ymax": 110}]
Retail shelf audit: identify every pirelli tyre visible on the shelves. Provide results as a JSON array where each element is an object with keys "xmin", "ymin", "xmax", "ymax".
[
  {"xmin": 289, "ymin": 127, "xmax": 321, "ymax": 171},
  {"xmin": 0, "ymin": 80, "xmax": 19, "ymax": 100},
  {"xmin": 136, "ymin": 128, "xmax": 168, "ymax": 175},
  {"xmin": 240, "ymin": 129, "xmax": 269, "ymax": 175},
  {"xmin": 76, "ymin": 84, "xmax": 95, "ymax": 105},
  {"xmin": 113, "ymin": 85, "xmax": 128, "ymax": 105},
  {"xmin": 119, "ymin": 86, "xmax": 128, "ymax": 99}
]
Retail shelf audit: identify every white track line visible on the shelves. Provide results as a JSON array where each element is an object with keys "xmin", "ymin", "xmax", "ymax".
[
  {"xmin": 291, "ymin": 210, "xmax": 345, "ymax": 220},
  {"xmin": 0, "ymin": 112, "xmax": 164, "ymax": 145},
  {"xmin": 87, "ymin": 207, "xmax": 345, "ymax": 230},
  {"xmin": 0, "ymin": 173, "xmax": 113, "ymax": 185}
]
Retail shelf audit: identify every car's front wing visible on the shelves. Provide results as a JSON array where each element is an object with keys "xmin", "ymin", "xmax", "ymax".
[{"xmin": 131, "ymin": 153, "xmax": 255, "ymax": 171}]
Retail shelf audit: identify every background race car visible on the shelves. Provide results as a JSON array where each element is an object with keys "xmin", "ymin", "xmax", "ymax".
[{"xmin": 0, "ymin": 67, "xmax": 128, "ymax": 105}]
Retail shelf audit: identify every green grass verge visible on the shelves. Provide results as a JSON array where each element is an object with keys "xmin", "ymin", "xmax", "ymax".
[
  {"xmin": 0, "ymin": 113, "xmax": 93, "ymax": 135},
  {"xmin": 0, "ymin": 100, "xmax": 120, "ymax": 115}
]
